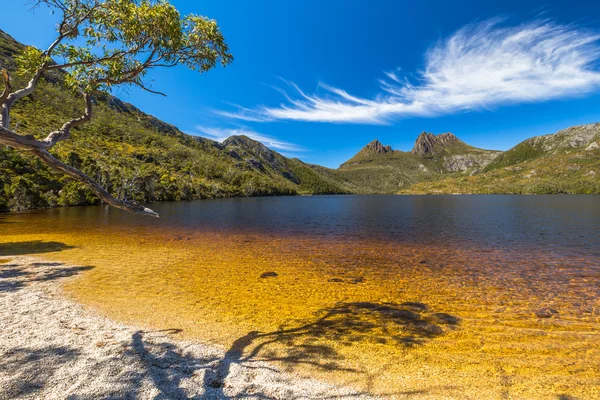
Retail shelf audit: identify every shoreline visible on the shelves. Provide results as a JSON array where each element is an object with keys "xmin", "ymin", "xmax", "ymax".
[{"xmin": 0, "ymin": 256, "xmax": 374, "ymax": 399}]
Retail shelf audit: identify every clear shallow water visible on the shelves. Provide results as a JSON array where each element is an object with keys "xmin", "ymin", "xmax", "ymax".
[{"xmin": 1, "ymin": 195, "xmax": 599, "ymax": 398}]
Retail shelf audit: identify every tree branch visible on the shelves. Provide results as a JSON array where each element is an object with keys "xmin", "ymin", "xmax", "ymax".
[
  {"xmin": 0, "ymin": 93, "xmax": 92, "ymax": 150},
  {"xmin": 0, "ymin": 124, "xmax": 158, "ymax": 217},
  {"xmin": 2, "ymin": 64, "xmax": 46, "ymax": 129},
  {"xmin": 31, "ymin": 148, "xmax": 159, "ymax": 217},
  {"xmin": 41, "ymin": 93, "xmax": 92, "ymax": 147},
  {"xmin": 133, "ymin": 82, "xmax": 167, "ymax": 97},
  {"xmin": 0, "ymin": 70, "xmax": 12, "ymax": 128}
]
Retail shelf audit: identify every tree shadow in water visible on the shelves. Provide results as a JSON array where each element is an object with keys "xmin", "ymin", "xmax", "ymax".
[
  {"xmin": 0, "ymin": 261, "xmax": 93, "ymax": 292},
  {"xmin": 203, "ymin": 301, "xmax": 460, "ymax": 397},
  {"xmin": 0, "ymin": 241, "xmax": 75, "ymax": 256}
]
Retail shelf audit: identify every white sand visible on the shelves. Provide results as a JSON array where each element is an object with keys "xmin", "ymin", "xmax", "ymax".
[{"xmin": 0, "ymin": 256, "xmax": 376, "ymax": 400}]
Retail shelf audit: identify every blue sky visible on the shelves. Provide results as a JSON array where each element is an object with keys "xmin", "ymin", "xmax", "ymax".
[{"xmin": 3, "ymin": 0, "xmax": 600, "ymax": 168}]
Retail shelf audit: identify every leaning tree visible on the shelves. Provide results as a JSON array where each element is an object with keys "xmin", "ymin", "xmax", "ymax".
[{"xmin": 0, "ymin": 0, "xmax": 232, "ymax": 217}]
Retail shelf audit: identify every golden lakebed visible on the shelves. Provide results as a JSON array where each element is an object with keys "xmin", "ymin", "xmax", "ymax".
[{"xmin": 1, "ymin": 198, "xmax": 599, "ymax": 399}]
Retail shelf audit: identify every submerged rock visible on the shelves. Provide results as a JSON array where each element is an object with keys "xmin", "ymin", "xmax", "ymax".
[
  {"xmin": 260, "ymin": 271, "xmax": 278, "ymax": 278},
  {"xmin": 534, "ymin": 308, "xmax": 559, "ymax": 318}
]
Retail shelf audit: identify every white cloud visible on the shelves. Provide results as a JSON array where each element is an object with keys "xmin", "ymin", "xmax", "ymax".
[
  {"xmin": 193, "ymin": 126, "xmax": 305, "ymax": 152},
  {"xmin": 220, "ymin": 18, "xmax": 600, "ymax": 124},
  {"xmin": 383, "ymin": 68, "xmax": 402, "ymax": 83}
]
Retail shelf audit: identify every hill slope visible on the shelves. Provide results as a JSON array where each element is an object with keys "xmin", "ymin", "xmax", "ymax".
[
  {"xmin": 0, "ymin": 29, "xmax": 348, "ymax": 212},
  {"xmin": 402, "ymin": 124, "xmax": 600, "ymax": 194}
]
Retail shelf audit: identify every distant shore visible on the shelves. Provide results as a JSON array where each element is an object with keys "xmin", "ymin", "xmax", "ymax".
[{"xmin": 0, "ymin": 256, "xmax": 373, "ymax": 399}]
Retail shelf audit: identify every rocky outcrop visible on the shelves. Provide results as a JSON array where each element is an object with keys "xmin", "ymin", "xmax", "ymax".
[
  {"xmin": 442, "ymin": 152, "xmax": 502, "ymax": 173},
  {"xmin": 357, "ymin": 140, "xmax": 393, "ymax": 157},
  {"xmin": 586, "ymin": 141, "xmax": 599, "ymax": 151},
  {"xmin": 411, "ymin": 132, "xmax": 464, "ymax": 156},
  {"xmin": 529, "ymin": 123, "xmax": 600, "ymax": 153}
]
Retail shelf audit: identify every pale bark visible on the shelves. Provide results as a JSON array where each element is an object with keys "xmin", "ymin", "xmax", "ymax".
[{"xmin": 0, "ymin": 70, "xmax": 159, "ymax": 217}]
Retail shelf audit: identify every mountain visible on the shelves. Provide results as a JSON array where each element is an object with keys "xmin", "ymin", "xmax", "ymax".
[
  {"xmin": 411, "ymin": 132, "xmax": 464, "ymax": 156},
  {"xmin": 353, "ymin": 140, "xmax": 393, "ymax": 158},
  {"xmin": 220, "ymin": 135, "xmax": 349, "ymax": 194},
  {"xmin": 402, "ymin": 123, "xmax": 600, "ymax": 194},
  {"xmin": 337, "ymin": 132, "xmax": 501, "ymax": 193},
  {"xmin": 410, "ymin": 132, "xmax": 502, "ymax": 173}
]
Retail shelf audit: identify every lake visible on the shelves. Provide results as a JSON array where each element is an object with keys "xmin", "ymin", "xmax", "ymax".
[{"xmin": 1, "ymin": 195, "xmax": 599, "ymax": 398}]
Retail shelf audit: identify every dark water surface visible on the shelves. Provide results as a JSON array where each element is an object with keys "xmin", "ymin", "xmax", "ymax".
[
  {"xmin": 158, "ymin": 194, "xmax": 600, "ymax": 253},
  {"xmin": 11, "ymin": 194, "xmax": 598, "ymax": 256}
]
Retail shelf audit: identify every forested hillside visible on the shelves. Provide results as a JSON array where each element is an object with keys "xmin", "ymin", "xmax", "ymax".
[{"xmin": 0, "ymin": 29, "xmax": 348, "ymax": 212}]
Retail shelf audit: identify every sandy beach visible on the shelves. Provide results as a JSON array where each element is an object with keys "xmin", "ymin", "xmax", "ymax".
[{"xmin": 0, "ymin": 256, "xmax": 375, "ymax": 400}]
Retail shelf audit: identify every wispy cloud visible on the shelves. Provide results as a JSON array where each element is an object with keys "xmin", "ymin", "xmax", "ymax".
[
  {"xmin": 220, "ymin": 18, "xmax": 600, "ymax": 124},
  {"xmin": 383, "ymin": 68, "xmax": 402, "ymax": 83},
  {"xmin": 193, "ymin": 126, "xmax": 305, "ymax": 152}
]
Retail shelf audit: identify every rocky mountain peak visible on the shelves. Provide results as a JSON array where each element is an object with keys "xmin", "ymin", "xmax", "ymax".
[
  {"xmin": 411, "ymin": 132, "xmax": 463, "ymax": 156},
  {"xmin": 359, "ymin": 140, "xmax": 393, "ymax": 156}
]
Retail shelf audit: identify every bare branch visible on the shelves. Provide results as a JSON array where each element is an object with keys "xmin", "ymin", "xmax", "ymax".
[
  {"xmin": 0, "ymin": 70, "xmax": 12, "ymax": 128},
  {"xmin": 41, "ymin": 93, "xmax": 93, "ymax": 147},
  {"xmin": 0, "ymin": 123, "xmax": 158, "ymax": 217},
  {"xmin": 133, "ymin": 82, "xmax": 167, "ymax": 97},
  {"xmin": 3, "ymin": 59, "xmax": 47, "ymax": 129},
  {"xmin": 31, "ymin": 148, "xmax": 159, "ymax": 217}
]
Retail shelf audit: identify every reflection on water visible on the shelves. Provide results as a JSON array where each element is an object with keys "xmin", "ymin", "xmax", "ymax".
[{"xmin": 1, "ymin": 195, "xmax": 599, "ymax": 398}]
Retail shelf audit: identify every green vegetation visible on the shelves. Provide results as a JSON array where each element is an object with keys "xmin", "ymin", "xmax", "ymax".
[
  {"xmin": 483, "ymin": 141, "xmax": 545, "ymax": 172},
  {"xmin": 337, "ymin": 152, "xmax": 441, "ymax": 193},
  {"xmin": 0, "ymin": 29, "xmax": 347, "ymax": 212},
  {"xmin": 1, "ymin": 22, "xmax": 599, "ymax": 214},
  {"xmin": 402, "ymin": 127, "xmax": 600, "ymax": 194}
]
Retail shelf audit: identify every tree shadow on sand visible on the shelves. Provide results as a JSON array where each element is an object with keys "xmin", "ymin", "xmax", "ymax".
[
  {"xmin": 0, "ymin": 241, "xmax": 75, "ymax": 256},
  {"xmin": 0, "ymin": 346, "xmax": 80, "ymax": 398},
  {"xmin": 125, "ymin": 302, "xmax": 459, "ymax": 398},
  {"xmin": 202, "ymin": 301, "xmax": 460, "ymax": 398},
  {"xmin": 0, "ymin": 261, "xmax": 93, "ymax": 292},
  {"xmin": 123, "ymin": 328, "xmax": 220, "ymax": 400},
  {"xmin": 0, "ymin": 298, "xmax": 459, "ymax": 398}
]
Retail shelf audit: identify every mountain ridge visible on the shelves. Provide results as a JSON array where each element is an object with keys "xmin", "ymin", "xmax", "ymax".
[
  {"xmin": 411, "ymin": 132, "xmax": 463, "ymax": 156},
  {"xmin": 402, "ymin": 123, "xmax": 600, "ymax": 194},
  {"xmin": 0, "ymin": 28, "xmax": 599, "ymax": 212}
]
